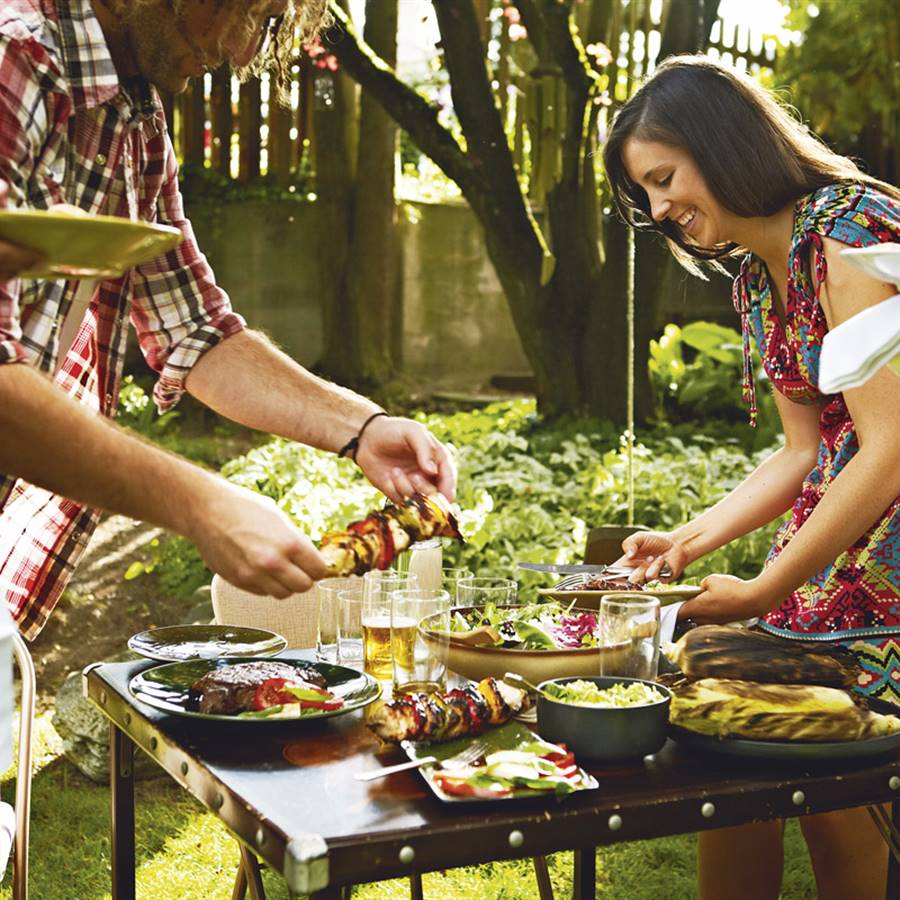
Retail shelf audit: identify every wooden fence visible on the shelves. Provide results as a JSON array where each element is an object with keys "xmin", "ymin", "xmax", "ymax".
[{"xmin": 168, "ymin": 2, "xmax": 776, "ymax": 185}]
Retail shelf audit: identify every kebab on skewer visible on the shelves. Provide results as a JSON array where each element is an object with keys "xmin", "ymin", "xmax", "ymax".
[
  {"xmin": 367, "ymin": 677, "xmax": 531, "ymax": 744},
  {"xmin": 319, "ymin": 491, "xmax": 463, "ymax": 577}
]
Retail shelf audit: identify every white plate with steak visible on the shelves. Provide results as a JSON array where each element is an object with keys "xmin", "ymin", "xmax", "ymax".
[{"xmin": 129, "ymin": 657, "xmax": 380, "ymax": 722}]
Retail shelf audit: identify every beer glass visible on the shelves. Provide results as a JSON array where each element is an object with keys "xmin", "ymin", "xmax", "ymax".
[
  {"xmin": 361, "ymin": 570, "xmax": 418, "ymax": 680},
  {"xmin": 336, "ymin": 588, "xmax": 364, "ymax": 667},
  {"xmin": 391, "ymin": 588, "xmax": 451, "ymax": 695},
  {"xmin": 598, "ymin": 595, "xmax": 661, "ymax": 681}
]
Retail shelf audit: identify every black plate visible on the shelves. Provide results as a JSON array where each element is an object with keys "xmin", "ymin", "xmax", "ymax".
[
  {"xmin": 668, "ymin": 696, "xmax": 900, "ymax": 761},
  {"xmin": 128, "ymin": 624, "xmax": 288, "ymax": 662},
  {"xmin": 129, "ymin": 657, "xmax": 380, "ymax": 723}
]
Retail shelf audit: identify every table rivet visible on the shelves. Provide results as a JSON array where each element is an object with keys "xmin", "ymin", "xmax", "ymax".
[
  {"xmin": 792, "ymin": 790, "xmax": 805, "ymax": 806},
  {"xmin": 608, "ymin": 814, "xmax": 622, "ymax": 832},
  {"xmin": 508, "ymin": 830, "xmax": 524, "ymax": 849},
  {"xmin": 100, "ymin": 690, "xmax": 107, "ymax": 705},
  {"xmin": 124, "ymin": 713, "xmax": 131, "ymax": 726},
  {"xmin": 180, "ymin": 762, "xmax": 188, "ymax": 776},
  {"xmin": 149, "ymin": 737, "xmax": 158, "ymax": 751},
  {"xmin": 256, "ymin": 828, "xmax": 266, "ymax": 848},
  {"xmin": 212, "ymin": 793, "xmax": 224, "ymax": 810},
  {"xmin": 890, "ymin": 776, "xmax": 900, "ymax": 791},
  {"xmin": 701, "ymin": 802, "xmax": 715, "ymax": 819},
  {"xmin": 399, "ymin": 845, "xmax": 415, "ymax": 864}
]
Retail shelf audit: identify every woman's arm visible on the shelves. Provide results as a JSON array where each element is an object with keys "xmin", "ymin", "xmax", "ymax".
[
  {"xmin": 621, "ymin": 389, "xmax": 821, "ymax": 580},
  {"xmin": 680, "ymin": 240, "xmax": 899, "ymax": 623}
]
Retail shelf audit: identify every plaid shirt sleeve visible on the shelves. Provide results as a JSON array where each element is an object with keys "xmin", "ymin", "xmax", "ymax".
[
  {"xmin": 130, "ymin": 130, "xmax": 245, "ymax": 413},
  {"xmin": 0, "ymin": 34, "xmax": 48, "ymax": 367}
]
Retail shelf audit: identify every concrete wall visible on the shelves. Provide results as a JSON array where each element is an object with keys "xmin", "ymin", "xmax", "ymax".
[{"xmin": 184, "ymin": 196, "xmax": 736, "ymax": 391}]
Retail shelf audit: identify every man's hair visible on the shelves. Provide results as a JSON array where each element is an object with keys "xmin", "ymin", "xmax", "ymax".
[{"xmin": 603, "ymin": 54, "xmax": 900, "ymax": 274}]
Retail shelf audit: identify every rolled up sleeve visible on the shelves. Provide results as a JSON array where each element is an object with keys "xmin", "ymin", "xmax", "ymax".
[{"xmin": 130, "ymin": 133, "xmax": 244, "ymax": 412}]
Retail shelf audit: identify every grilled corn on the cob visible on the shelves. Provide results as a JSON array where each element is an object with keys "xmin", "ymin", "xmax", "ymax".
[
  {"xmin": 664, "ymin": 625, "xmax": 860, "ymax": 688},
  {"xmin": 669, "ymin": 678, "xmax": 900, "ymax": 742}
]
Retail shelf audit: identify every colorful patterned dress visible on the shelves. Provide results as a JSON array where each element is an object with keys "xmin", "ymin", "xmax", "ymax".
[{"xmin": 732, "ymin": 183, "xmax": 900, "ymax": 702}]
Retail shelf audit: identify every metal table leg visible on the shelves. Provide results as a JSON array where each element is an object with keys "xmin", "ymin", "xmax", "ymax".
[
  {"xmin": 573, "ymin": 847, "xmax": 596, "ymax": 900},
  {"xmin": 238, "ymin": 844, "xmax": 267, "ymax": 900},
  {"xmin": 110, "ymin": 725, "xmax": 136, "ymax": 900}
]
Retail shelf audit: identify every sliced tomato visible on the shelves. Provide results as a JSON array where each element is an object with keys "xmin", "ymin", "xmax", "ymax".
[
  {"xmin": 253, "ymin": 678, "xmax": 299, "ymax": 710},
  {"xmin": 432, "ymin": 775, "xmax": 511, "ymax": 799}
]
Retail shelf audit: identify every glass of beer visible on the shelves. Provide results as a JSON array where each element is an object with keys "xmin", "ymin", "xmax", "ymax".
[
  {"xmin": 361, "ymin": 570, "xmax": 418, "ymax": 681},
  {"xmin": 391, "ymin": 587, "xmax": 451, "ymax": 696}
]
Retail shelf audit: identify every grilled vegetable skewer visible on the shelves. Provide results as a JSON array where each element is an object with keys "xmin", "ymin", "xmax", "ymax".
[
  {"xmin": 320, "ymin": 492, "xmax": 463, "ymax": 577},
  {"xmin": 367, "ymin": 677, "xmax": 530, "ymax": 743}
]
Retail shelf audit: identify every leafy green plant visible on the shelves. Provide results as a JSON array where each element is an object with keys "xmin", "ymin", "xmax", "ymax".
[{"xmin": 117, "ymin": 375, "xmax": 179, "ymax": 437}]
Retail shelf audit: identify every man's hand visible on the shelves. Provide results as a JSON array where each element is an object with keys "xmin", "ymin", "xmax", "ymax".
[
  {"xmin": 354, "ymin": 415, "xmax": 457, "ymax": 503},
  {"xmin": 615, "ymin": 530, "xmax": 689, "ymax": 581},
  {"xmin": 0, "ymin": 238, "xmax": 43, "ymax": 281},
  {"xmin": 187, "ymin": 480, "xmax": 330, "ymax": 597},
  {"xmin": 678, "ymin": 573, "xmax": 776, "ymax": 624}
]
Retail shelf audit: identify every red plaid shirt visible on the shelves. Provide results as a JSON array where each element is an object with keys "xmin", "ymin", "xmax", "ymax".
[{"xmin": 0, "ymin": 0, "xmax": 245, "ymax": 639}]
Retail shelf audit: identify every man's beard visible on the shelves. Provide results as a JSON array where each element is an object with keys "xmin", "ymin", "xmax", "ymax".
[{"xmin": 120, "ymin": 4, "xmax": 192, "ymax": 93}]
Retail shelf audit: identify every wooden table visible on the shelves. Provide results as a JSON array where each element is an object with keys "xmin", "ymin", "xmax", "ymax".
[{"xmin": 84, "ymin": 653, "xmax": 900, "ymax": 899}]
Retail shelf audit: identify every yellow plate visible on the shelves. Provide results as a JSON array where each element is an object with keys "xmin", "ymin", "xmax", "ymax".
[{"xmin": 0, "ymin": 208, "xmax": 183, "ymax": 280}]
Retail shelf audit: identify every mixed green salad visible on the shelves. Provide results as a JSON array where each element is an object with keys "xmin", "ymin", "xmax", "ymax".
[
  {"xmin": 543, "ymin": 679, "xmax": 666, "ymax": 708},
  {"xmin": 450, "ymin": 601, "xmax": 599, "ymax": 650}
]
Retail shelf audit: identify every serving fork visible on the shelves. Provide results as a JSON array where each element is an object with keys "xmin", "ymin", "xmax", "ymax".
[{"xmin": 354, "ymin": 737, "xmax": 489, "ymax": 782}]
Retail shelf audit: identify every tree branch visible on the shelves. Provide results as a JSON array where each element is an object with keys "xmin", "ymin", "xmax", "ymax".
[{"xmin": 322, "ymin": 4, "xmax": 478, "ymax": 195}]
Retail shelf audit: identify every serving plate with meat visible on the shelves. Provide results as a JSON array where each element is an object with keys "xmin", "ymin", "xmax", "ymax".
[
  {"xmin": 537, "ymin": 573, "xmax": 701, "ymax": 608},
  {"xmin": 129, "ymin": 657, "xmax": 380, "ymax": 722}
]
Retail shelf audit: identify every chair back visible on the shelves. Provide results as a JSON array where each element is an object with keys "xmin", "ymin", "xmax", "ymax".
[{"xmin": 210, "ymin": 575, "xmax": 318, "ymax": 650}]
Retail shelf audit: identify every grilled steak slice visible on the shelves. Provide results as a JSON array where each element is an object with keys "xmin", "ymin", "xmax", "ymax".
[{"xmin": 191, "ymin": 661, "xmax": 327, "ymax": 715}]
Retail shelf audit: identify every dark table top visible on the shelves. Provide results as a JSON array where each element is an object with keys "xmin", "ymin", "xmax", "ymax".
[{"xmin": 85, "ymin": 653, "xmax": 900, "ymax": 893}]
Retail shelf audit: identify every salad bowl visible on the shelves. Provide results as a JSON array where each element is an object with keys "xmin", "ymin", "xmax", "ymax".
[{"xmin": 419, "ymin": 604, "xmax": 629, "ymax": 685}]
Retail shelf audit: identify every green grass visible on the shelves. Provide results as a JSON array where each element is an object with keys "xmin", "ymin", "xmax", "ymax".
[{"xmin": 1, "ymin": 714, "xmax": 817, "ymax": 900}]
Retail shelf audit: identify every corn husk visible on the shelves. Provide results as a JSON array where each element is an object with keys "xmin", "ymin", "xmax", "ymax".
[
  {"xmin": 664, "ymin": 625, "xmax": 860, "ymax": 688},
  {"xmin": 670, "ymin": 678, "xmax": 900, "ymax": 742}
]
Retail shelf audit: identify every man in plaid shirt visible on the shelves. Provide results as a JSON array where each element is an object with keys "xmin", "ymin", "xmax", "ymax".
[{"xmin": 0, "ymin": 0, "xmax": 457, "ymax": 640}]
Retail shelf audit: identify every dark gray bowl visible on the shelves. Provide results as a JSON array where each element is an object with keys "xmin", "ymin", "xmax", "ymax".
[{"xmin": 536, "ymin": 676, "xmax": 672, "ymax": 762}]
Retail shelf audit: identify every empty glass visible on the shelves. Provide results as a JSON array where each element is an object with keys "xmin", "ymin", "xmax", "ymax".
[
  {"xmin": 316, "ymin": 576, "xmax": 360, "ymax": 662},
  {"xmin": 391, "ymin": 588, "xmax": 451, "ymax": 695},
  {"xmin": 598, "ymin": 595, "xmax": 661, "ymax": 681},
  {"xmin": 442, "ymin": 566, "xmax": 474, "ymax": 605},
  {"xmin": 456, "ymin": 575, "xmax": 518, "ymax": 608},
  {"xmin": 361, "ymin": 570, "xmax": 418, "ymax": 680},
  {"xmin": 336, "ymin": 588, "xmax": 364, "ymax": 667}
]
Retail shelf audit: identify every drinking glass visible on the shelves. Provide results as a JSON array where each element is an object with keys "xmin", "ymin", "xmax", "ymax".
[
  {"xmin": 395, "ymin": 538, "xmax": 443, "ymax": 592},
  {"xmin": 316, "ymin": 576, "xmax": 360, "ymax": 662},
  {"xmin": 598, "ymin": 595, "xmax": 661, "ymax": 681},
  {"xmin": 337, "ymin": 588, "xmax": 364, "ymax": 667},
  {"xmin": 456, "ymin": 575, "xmax": 518, "ymax": 608},
  {"xmin": 391, "ymin": 588, "xmax": 451, "ymax": 695},
  {"xmin": 361, "ymin": 570, "xmax": 418, "ymax": 680},
  {"xmin": 442, "ymin": 566, "xmax": 474, "ymax": 605}
]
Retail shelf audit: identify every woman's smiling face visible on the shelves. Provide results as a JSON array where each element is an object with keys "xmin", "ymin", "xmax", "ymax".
[{"xmin": 621, "ymin": 138, "xmax": 730, "ymax": 249}]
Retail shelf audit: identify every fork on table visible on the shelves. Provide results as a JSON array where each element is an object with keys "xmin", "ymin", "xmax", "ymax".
[{"xmin": 354, "ymin": 738, "xmax": 489, "ymax": 782}]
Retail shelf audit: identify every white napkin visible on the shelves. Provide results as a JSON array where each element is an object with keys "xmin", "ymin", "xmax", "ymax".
[
  {"xmin": 660, "ymin": 601, "xmax": 684, "ymax": 646},
  {"xmin": 818, "ymin": 246, "xmax": 900, "ymax": 393}
]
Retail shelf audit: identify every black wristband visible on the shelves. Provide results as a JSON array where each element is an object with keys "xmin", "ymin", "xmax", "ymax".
[{"xmin": 338, "ymin": 411, "xmax": 388, "ymax": 462}]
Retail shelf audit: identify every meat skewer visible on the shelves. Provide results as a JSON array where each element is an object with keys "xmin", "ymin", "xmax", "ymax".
[
  {"xmin": 367, "ymin": 677, "xmax": 531, "ymax": 743},
  {"xmin": 320, "ymin": 492, "xmax": 463, "ymax": 577}
]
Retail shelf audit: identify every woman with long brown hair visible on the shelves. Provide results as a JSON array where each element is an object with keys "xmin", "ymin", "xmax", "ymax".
[{"xmin": 604, "ymin": 55, "xmax": 900, "ymax": 899}]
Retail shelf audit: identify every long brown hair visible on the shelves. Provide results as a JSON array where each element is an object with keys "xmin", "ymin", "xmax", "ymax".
[{"xmin": 603, "ymin": 54, "xmax": 900, "ymax": 273}]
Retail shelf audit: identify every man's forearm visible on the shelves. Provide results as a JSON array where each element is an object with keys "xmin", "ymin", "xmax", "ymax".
[
  {"xmin": 672, "ymin": 444, "xmax": 817, "ymax": 564},
  {"xmin": 0, "ymin": 363, "xmax": 218, "ymax": 534},
  {"xmin": 185, "ymin": 330, "xmax": 381, "ymax": 453}
]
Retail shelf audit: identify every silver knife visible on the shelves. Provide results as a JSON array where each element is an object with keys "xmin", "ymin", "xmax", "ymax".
[{"xmin": 517, "ymin": 562, "xmax": 673, "ymax": 578}]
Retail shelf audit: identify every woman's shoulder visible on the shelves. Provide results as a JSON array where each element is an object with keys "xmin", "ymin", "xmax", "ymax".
[{"xmin": 794, "ymin": 182, "xmax": 900, "ymax": 247}]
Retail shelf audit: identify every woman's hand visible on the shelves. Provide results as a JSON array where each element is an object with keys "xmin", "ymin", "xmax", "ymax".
[
  {"xmin": 615, "ymin": 531, "xmax": 690, "ymax": 581},
  {"xmin": 678, "ymin": 574, "xmax": 777, "ymax": 624}
]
